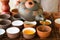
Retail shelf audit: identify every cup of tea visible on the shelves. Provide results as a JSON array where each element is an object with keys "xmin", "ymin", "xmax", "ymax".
[
  {"xmin": 0, "ymin": 29, "xmax": 5, "ymax": 38},
  {"xmin": 22, "ymin": 28, "xmax": 36, "ymax": 39},
  {"xmin": 12, "ymin": 20, "xmax": 23, "ymax": 29},
  {"xmin": 6, "ymin": 27, "xmax": 20, "ymax": 39},
  {"xmin": 24, "ymin": 21, "xmax": 37, "ymax": 28},
  {"xmin": 40, "ymin": 19, "xmax": 51, "ymax": 25}
]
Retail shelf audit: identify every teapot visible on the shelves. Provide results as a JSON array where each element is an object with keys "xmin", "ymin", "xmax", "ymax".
[{"xmin": 18, "ymin": 0, "xmax": 44, "ymax": 21}]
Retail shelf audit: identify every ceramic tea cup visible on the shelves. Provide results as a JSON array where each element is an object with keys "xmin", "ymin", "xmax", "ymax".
[
  {"xmin": 54, "ymin": 18, "xmax": 60, "ymax": 28},
  {"xmin": 12, "ymin": 20, "xmax": 23, "ymax": 29},
  {"xmin": 11, "ymin": 9, "xmax": 21, "ymax": 20},
  {"xmin": 24, "ymin": 21, "xmax": 37, "ymax": 28},
  {"xmin": 40, "ymin": 19, "xmax": 51, "ymax": 25},
  {"xmin": 0, "ymin": 19, "xmax": 11, "ymax": 29},
  {"xmin": 6, "ymin": 27, "xmax": 20, "ymax": 39},
  {"xmin": 11, "ymin": 9, "xmax": 18, "ymax": 16},
  {"xmin": 22, "ymin": 28, "xmax": 36, "ymax": 39},
  {"xmin": 0, "ymin": 14, "xmax": 10, "ymax": 19},
  {"xmin": 52, "ymin": 12, "xmax": 60, "ymax": 20},
  {"xmin": 12, "ymin": 14, "xmax": 21, "ymax": 20},
  {"xmin": 43, "ymin": 12, "xmax": 51, "ymax": 19},
  {"xmin": 37, "ymin": 25, "xmax": 52, "ymax": 39},
  {"xmin": 0, "ymin": 29, "xmax": 5, "ymax": 38}
]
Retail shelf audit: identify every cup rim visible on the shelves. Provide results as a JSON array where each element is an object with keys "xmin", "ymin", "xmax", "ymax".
[
  {"xmin": 40, "ymin": 19, "xmax": 51, "ymax": 24},
  {"xmin": 6, "ymin": 27, "xmax": 20, "ymax": 34},
  {"xmin": 55, "ymin": 18, "xmax": 60, "ymax": 24},
  {"xmin": 24, "ymin": 21, "xmax": 37, "ymax": 25},
  {"xmin": 22, "ymin": 27, "xmax": 36, "ymax": 35},
  {"xmin": 0, "ymin": 29, "xmax": 5, "ymax": 35},
  {"xmin": 12, "ymin": 20, "xmax": 23, "ymax": 26},
  {"xmin": 0, "ymin": 14, "xmax": 10, "ymax": 19}
]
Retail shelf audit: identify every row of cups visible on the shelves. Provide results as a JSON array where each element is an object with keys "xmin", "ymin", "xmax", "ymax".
[
  {"xmin": 0, "ymin": 17, "xmax": 60, "ymax": 39},
  {"xmin": 0, "ymin": 27, "xmax": 36, "ymax": 39},
  {"xmin": 0, "ymin": 26, "xmax": 52, "ymax": 39},
  {"xmin": 0, "ymin": 19, "xmax": 52, "ymax": 29},
  {"xmin": 0, "ymin": 19, "xmax": 52, "ymax": 39}
]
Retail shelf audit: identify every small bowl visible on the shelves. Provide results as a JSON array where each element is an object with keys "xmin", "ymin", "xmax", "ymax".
[
  {"xmin": 40, "ymin": 19, "xmax": 51, "ymax": 25},
  {"xmin": 52, "ymin": 12, "xmax": 60, "ymax": 20},
  {"xmin": 0, "ymin": 19, "xmax": 11, "ymax": 29},
  {"xmin": 6, "ymin": 27, "xmax": 20, "ymax": 39},
  {"xmin": 0, "ymin": 29, "xmax": 5, "ymax": 38},
  {"xmin": 54, "ymin": 18, "xmax": 60, "ymax": 28},
  {"xmin": 43, "ymin": 12, "xmax": 51, "ymax": 19},
  {"xmin": 12, "ymin": 20, "xmax": 23, "ymax": 29},
  {"xmin": 37, "ymin": 25, "xmax": 52, "ymax": 39},
  {"xmin": 0, "ymin": 14, "xmax": 10, "ymax": 19},
  {"xmin": 22, "ymin": 28, "xmax": 36, "ymax": 39},
  {"xmin": 24, "ymin": 21, "xmax": 37, "ymax": 28},
  {"xmin": 12, "ymin": 14, "xmax": 21, "ymax": 20},
  {"xmin": 11, "ymin": 9, "xmax": 18, "ymax": 16}
]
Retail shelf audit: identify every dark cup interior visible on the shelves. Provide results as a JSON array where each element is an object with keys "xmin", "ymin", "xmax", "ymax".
[
  {"xmin": 0, "ymin": 20, "xmax": 7, "ymax": 25},
  {"xmin": 0, "ymin": 20, "xmax": 11, "ymax": 26},
  {"xmin": 14, "ymin": 15, "xmax": 20, "ymax": 18},
  {"xmin": 0, "ymin": 14, "xmax": 10, "ymax": 19},
  {"xmin": 13, "ymin": 14, "xmax": 21, "ymax": 20},
  {"xmin": 38, "ymin": 27, "xmax": 48, "ymax": 32},
  {"xmin": 37, "ymin": 26, "xmax": 51, "ymax": 32}
]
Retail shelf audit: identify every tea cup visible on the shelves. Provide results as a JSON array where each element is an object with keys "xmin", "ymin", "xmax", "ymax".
[
  {"xmin": 22, "ymin": 28, "xmax": 36, "ymax": 39},
  {"xmin": 24, "ymin": 21, "xmax": 37, "ymax": 28},
  {"xmin": 6, "ymin": 27, "xmax": 20, "ymax": 39}
]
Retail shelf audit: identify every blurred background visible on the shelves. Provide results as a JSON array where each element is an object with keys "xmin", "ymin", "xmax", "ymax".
[{"xmin": 0, "ymin": 0, "xmax": 59, "ymax": 12}]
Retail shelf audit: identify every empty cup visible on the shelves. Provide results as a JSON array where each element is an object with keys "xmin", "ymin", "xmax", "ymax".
[
  {"xmin": 37, "ymin": 25, "xmax": 52, "ymax": 39},
  {"xmin": 22, "ymin": 28, "xmax": 36, "ymax": 39},
  {"xmin": 52, "ymin": 12, "xmax": 60, "ymax": 20},
  {"xmin": 0, "ymin": 29, "xmax": 5, "ymax": 38},
  {"xmin": 6, "ymin": 27, "xmax": 20, "ymax": 39}
]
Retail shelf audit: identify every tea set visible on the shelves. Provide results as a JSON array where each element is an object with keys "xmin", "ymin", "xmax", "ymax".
[{"xmin": 0, "ymin": 0, "xmax": 60, "ymax": 39}]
